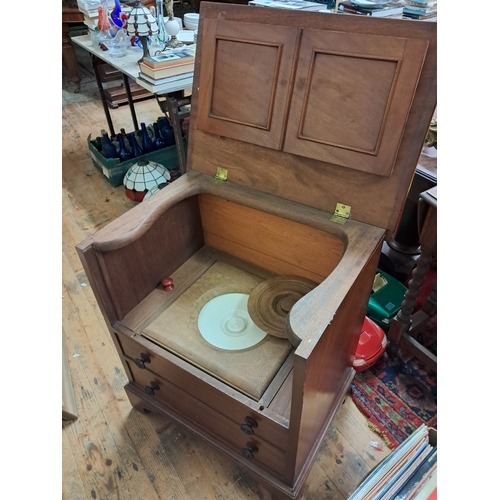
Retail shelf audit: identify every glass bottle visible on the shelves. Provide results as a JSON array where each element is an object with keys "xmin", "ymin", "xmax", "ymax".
[
  {"xmin": 152, "ymin": 122, "xmax": 165, "ymax": 149},
  {"xmin": 161, "ymin": 117, "xmax": 175, "ymax": 147},
  {"xmin": 101, "ymin": 131, "xmax": 118, "ymax": 158},
  {"xmin": 120, "ymin": 128, "xmax": 130, "ymax": 147},
  {"xmin": 140, "ymin": 122, "xmax": 155, "ymax": 153},
  {"xmin": 117, "ymin": 134, "xmax": 133, "ymax": 162},
  {"xmin": 127, "ymin": 132, "xmax": 143, "ymax": 158}
]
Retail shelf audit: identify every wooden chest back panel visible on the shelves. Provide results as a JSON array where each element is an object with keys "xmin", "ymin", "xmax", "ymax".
[
  {"xmin": 198, "ymin": 194, "xmax": 344, "ymax": 282},
  {"xmin": 189, "ymin": 5, "xmax": 437, "ymax": 236}
]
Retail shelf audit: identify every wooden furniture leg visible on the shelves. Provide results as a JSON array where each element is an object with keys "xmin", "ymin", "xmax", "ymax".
[
  {"xmin": 62, "ymin": 2, "xmax": 84, "ymax": 93},
  {"xmin": 62, "ymin": 21, "xmax": 82, "ymax": 93},
  {"xmin": 387, "ymin": 187, "xmax": 437, "ymax": 372}
]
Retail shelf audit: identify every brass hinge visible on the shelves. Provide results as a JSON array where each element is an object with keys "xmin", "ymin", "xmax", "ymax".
[
  {"xmin": 330, "ymin": 203, "xmax": 351, "ymax": 225},
  {"xmin": 214, "ymin": 167, "xmax": 228, "ymax": 181}
]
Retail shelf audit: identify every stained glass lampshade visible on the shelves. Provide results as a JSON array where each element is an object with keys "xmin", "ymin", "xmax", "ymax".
[
  {"xmin": 123, "ymin": 160, "xmax": 171, "ymax": 202},
  {"xmin": 125, "ymin": 1, "xmax": 159, "ymax": 62},
  {"xmin": 143, "ymin": 182, "xmax": 168, "ymax": 200}
]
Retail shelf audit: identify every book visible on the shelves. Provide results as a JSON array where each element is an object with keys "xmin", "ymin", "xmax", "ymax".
[
  {"xmin": 348, "ymin": 425, "xmax": 429, "ymax": 500},
  {"xmin": 408, "ymin": 465, "xmax": 437, "ymax": 500},
  {"xmin": 403, "ymin": 4, "xmax": 437, "ymax": 14},
  {"xmin": 402, "ymin": 10, "xmax": 437, "ymax": 19},
  {"xmin": 392, "ymin": 448, "xmax": 437, "ymax": 500},
  {"xmin": 375, "ymin": 444, "xmax": 434, "ymax": 500},
  {"xmin": 136, "ymin": 75, "xmax": 193, "ymax": 94},
  {"xmin": 248, "ymin": 0, "xmax": 328, "ymax": 11},
  {"xmin": 363, "ymin": 442, "xmax": 431, "ymax": 500},
  {"xmin": 139, "ymin": 62, "xmax": 196, "ymax": 80},
  {"xmin": 339, "ymin": 1, "xmax": 404, "ymax": 17},
  {"xmin": 142, "ymin": 47, "xmax": 196, "ymax": 70},
  {"xmin": 138, "ymin": 71, "xmax": 195, "ymax": 86}
]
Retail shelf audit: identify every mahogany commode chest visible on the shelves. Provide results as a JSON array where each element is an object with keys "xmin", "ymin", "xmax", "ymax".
[{"xmin": 77, "ymin": 5, "xmax": 437, "ymax": 499}]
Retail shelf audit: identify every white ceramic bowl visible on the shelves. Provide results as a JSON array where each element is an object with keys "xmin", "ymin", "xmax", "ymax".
[{"xmin": 184, "ymin": 13, "xmax": 200, "ymax": 22}]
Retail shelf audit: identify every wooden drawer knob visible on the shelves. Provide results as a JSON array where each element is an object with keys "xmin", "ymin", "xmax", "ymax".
[
  {"xmin": 134, "ymin": 353, "xmax": 151, "ymax": 369},
  {"xmin": 240, "ymin": 417, "xmax": 258, "ymax": 435},
  {"xmin": 241, "ymin": 442, "xmax": 258, "ymax": 460},
  {"xmin": 144, "ymin": 381, "xmax": 159, "ymax": 396},
  {"xmin": 161, "ymin": 277, "xmax": 174, "ymax": 292}
]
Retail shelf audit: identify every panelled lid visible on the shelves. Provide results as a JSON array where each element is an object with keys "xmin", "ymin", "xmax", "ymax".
[{"xmin": 187, "ymin": 4, "xmax": 437, "ymax": 236}]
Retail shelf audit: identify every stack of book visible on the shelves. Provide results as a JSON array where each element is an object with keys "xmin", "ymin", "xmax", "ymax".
[
  {"xmin": 137, "ymin": 47, "xmax": 196, "ymax": 90},
  {"xmin": 248, "ymin": 0, "xmax": 329, "ymax": 12},
  {"xmin": 348, "ymin": 424, "xmax": 437, "ymax": 500},
  {"xmin": 402, "ymin": 0, "xmax": 437, "ymax": 20},
  {"xmin": 338, "ymin": 1, "xmax": 405, "ymax": 18}
]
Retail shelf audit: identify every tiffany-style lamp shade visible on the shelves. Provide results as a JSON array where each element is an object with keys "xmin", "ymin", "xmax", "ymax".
[
  {"xmin": 125, "ymin": 0, "xmax": 159, "ymax": 62},
  {"xmin": 123, "ymin": 160, "xmax": 171, "ymax": 202}
]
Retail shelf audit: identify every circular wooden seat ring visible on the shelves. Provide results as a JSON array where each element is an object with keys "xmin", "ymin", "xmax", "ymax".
[{"xmin": 247, "ymin": 276, "xmax": 318, "ymax": 338}]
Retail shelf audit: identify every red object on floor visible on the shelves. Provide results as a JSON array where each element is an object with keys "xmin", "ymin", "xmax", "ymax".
[{"xmin": 353, "ymin": 316, "xmax": 387, "ymax": 372}]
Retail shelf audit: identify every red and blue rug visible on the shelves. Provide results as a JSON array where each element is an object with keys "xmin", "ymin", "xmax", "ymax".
[{"xmin": 351, "ymin": 314, "xmax": 437, "ymax": 449}]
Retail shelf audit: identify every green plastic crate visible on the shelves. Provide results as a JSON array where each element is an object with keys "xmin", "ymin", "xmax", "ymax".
[
  {"xmin": 367, "ymin": 269, "xmax": 408, "ymax": 330},
  {"xmin": 87, "ymin": 134, "xmax": 186, "ymax": 187}
]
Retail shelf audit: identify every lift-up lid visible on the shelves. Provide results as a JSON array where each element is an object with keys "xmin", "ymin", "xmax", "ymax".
[{"xmin": 187, "ymin": 4, "xmax": 436, "ymax": 236}]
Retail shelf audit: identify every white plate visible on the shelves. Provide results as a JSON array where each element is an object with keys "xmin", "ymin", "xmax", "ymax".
[
  {"xmin": 177, "ymin": 30, "xmax": 194, "ymax": 43},
  {"xmin": 198, "ymin": 293, "xmax": 268, "ymax": 350}
]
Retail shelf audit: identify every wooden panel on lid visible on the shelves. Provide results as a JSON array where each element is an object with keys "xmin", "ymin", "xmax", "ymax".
[
  {"xmin": 196, "ymin": 18, "xmax": 300, "ymax": 150},
  {"xmin": 284, "ymin": 29, "xmax": 429, "ymax": 176}
]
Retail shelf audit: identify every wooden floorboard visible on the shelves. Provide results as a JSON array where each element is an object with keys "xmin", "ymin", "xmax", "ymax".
[{"xmin": 61, "ymin": 82, "xmax": 391, "ymax": 500}]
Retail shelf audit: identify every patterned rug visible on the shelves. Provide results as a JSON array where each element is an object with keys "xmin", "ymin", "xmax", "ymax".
[{"xmin": 351, "ymin": 268, "xmax": 437, "ymax": 449}]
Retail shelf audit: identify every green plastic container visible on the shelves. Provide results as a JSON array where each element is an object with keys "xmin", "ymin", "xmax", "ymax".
[
  {"xmin": 367, "ymin": 269, "xmax": 408, "ymax": 330},
  {"xmin": 87, "ymin": 134, "xmax": 186, "ymax": 187}
]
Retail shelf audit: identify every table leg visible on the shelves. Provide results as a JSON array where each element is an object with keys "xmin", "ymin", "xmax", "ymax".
[
  {"xmin": 123, "ymin": 74, "xmax": 140, "ymax": 132},
  {"xmin": 91, "ymin": 55, "xmax": 116, "ymax": 137}
]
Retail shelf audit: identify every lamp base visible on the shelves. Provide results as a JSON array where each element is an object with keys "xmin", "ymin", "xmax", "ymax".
[
  {"xmin": 162, "ymin": 36, "xmax": 185, "ymax": 50},
  {"xmin": 138, "ymin": 35, "xmax": 151, "ymax": 63}
]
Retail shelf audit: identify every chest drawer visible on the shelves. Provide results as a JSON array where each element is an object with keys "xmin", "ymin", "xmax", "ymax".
[
  {"xmin": 125, "ymin": 357, "xmax": 287, "ymax": 478},
  {"xmin": 115, "ymin": 329, "xmax": 289, "ymax": 451}
]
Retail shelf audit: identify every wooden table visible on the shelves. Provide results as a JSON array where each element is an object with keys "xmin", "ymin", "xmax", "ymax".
[{"xmin": 71, "ymin": 34, "xmax": 194, "ymax": 173}]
